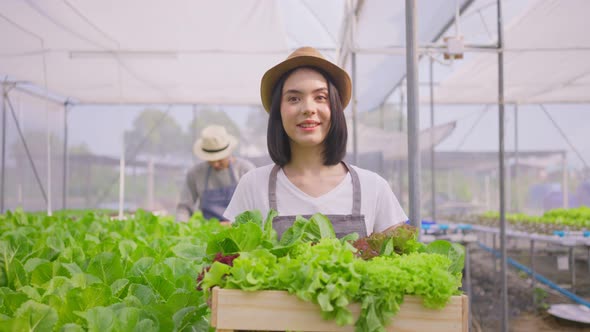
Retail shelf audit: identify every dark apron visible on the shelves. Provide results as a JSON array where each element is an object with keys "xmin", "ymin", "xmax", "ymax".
[
  {"xmin": 269, "ymin": 162, "xmax": 367, "ymax": 239},
  {"xmin": 200, "ymin": 164, "xmax": 237, "ymax": 220}
]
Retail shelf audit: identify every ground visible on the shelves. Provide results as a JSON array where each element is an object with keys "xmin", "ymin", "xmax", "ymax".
[{"xmin": 468, "ymin": 242, "xmax": 590, "ymax": 331}]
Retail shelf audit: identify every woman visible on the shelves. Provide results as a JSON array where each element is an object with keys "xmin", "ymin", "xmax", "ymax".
[{"xmin": 224, "ymin": 47, "xmax": 407, "ymax": 238}]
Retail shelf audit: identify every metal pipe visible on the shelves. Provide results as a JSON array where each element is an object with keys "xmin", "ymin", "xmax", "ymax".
[
  {"xmin": 429, "ymin": 57, "xmax": 436, "ymax": 222},
  {"xmin": 514, "ymin": 104, "xmax": 519, "ymax": 211},
  {"xmin": 192, "ymin": 105, "xmax": 198, "ymax": 163},
  {"xmin": 464, "ymin": 242, "xmax": 472, "ymax": 331},
  {"xmin": 352, "ymin": 51, "xmax": 358, "ymax": 165},
  {"xmin": 118, "ymin": 134, "xmax": 125, "ymax": 220},
  {"xmin": 405, "ymin": 0, "xmax": 421, "ymax": 232},
  {"xmin": 530, "ymin": 239, "xmax": 536, "ymax": 307},
  {"xmin": 496, "ymin": 0, "xmax": 509, "ymax": 330},
  {"xmin": 398, "ymin": 87, "xmax": 405, "ymax": 208},
  {"xmin": 569, "ymin": 247, "xmax": 575, "ymax": 292},
  {"xmin": 62, "ymin": 103, "xmax": 69, "ymax": 210},
  {"xmin": 46, "ymin": 104, "xmax": 52, "ymax": 215},
  {"xmin": 351, "ymin": 1, "xmax": 358, "ymax": 165},
  {"xmin": 1, "ymin": 87, "xmax": 6, "ymax": 213},
  {"xmin": 563, "ymin": 153, "xmax": 568, "ymax": 208},
  {"xmin": 479, "ymin": 242, "xmax": 590, "ymax": 308}
]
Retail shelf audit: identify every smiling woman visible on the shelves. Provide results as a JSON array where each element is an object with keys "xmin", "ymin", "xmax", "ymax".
[{"xmin": 223, "ymin": 47, "xmax": 407, "ymax": 238}]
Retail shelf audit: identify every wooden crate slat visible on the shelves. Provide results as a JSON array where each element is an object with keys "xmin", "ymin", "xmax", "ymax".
[{"xmin": 211, "ymin": 287, "xmax": 468, "ymax": 332}]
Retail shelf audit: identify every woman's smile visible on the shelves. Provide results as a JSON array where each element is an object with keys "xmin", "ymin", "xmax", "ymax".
[{"xmin": 297, "ymin": 119, "xmax": 321, "ymax": 131}]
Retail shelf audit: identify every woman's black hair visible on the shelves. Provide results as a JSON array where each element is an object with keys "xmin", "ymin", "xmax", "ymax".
[{"xmin": 266, "ymin": 66, "xmax": 348, "ymax": 166}]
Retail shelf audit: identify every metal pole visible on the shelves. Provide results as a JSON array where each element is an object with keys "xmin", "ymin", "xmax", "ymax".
[
  {"xmin": 530, "ymin": 239, "xmax": 536, "ymax": 308},
  {"xmin": 62, "ymin": 103, "xmax": 69, "ymax": 210},
  {"xmin": 464, "ymin": 243, "xmax": 472, "ymax": 331},
  {"xmin": 563, "ymin": 153, "xmax": 568, "ymax": 208},
  {"xmin": 485, "ymin": 174, "xmax": 491, "ymax": 210},
  {"xmin": 118, "ymin": 134, "xmax": 125, "ymax": 220},
  {"xmin": 398, "ymin": 88, "xmax": 405, "ymax": 209},
  {"xmin": 351, "ymin": 3, "xmax": 359, "ymax": 166},
  {"xmin": 6, "ymin": 95, "xmax": 48, "ymax": 204},
  {"xmin": 46, "ymin": 106, "xmax": 52, "ymax": 215},
  {"xmin": 514, "ymin": 104, "xmax": 519, "ymax": 212},
  {"xmin": 352, "ymin": 51, "xmax": 358, "ymax": 165},
  {"xmin": 0, "ymin": 87, "xmax": 6, "ymax": 213},
  {"xmin": 429, "ymin": 57, "xmax": 436, "ymax": 222},
  {"xmin": 405, "ymin": 0, "xmax": 421, "ymax": 231},
  {"xmin": 569, "ymin": 246, "xmax": 575, "ymax": 292},
  {"xmin": 497, "ymin": 0, "xmax": 509, "ymax": 330},
  {"xmin": 192, "ymin": 105, "xmax": 198, "ymax": 163}
]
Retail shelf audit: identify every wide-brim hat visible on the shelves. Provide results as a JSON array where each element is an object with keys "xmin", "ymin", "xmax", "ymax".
[
  {"xmin": 193, "ymin": 125, "xmax": 238, "ymax": 161},
  {"xmin": 260, "ymin": 46, "xmax": 352, "ymax": 113}
]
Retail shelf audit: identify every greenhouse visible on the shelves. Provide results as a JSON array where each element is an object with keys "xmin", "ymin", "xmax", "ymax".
[{"xmin": 1, "ymin": 0, "xmax": 589, "ymax": 331}]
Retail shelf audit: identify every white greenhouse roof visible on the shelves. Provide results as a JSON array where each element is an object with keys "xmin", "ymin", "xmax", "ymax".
[
  {"xmin": 431, "ymin": 0, "xmax": 590, "ymax": 105},
  {"xmin": 0, "ymin": 0, "xmax": 467, "ymax": 109}
]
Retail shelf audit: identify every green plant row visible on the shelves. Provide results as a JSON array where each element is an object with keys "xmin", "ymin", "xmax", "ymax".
[
  {"xmin": 0, "ymin": 209, "xmax": 221, "ymax": 331},
  {"xmin": 478, "ymin": 206, "xmax": 590, "ymax": 231}
]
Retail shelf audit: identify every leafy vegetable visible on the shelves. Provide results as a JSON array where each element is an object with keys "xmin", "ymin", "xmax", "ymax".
[{"xmin": 199, "ymin": 210, "xmax": 465, "ymax": 332}]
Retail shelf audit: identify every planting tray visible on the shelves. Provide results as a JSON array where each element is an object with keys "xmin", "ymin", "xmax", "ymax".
[{"xmin": 210, "ymin": 287, "xmax": 468, "ymax": 332}]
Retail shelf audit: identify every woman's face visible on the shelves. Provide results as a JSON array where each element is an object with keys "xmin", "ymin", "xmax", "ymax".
[{"xmin": 280, "ymin": 68, "xmax": 331, "ymax": 149}]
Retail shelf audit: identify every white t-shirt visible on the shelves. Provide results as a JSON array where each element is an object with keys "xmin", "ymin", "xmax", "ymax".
[{"xmin": 223, "ymin": 164, "xmax": 408, "ymax": 235}]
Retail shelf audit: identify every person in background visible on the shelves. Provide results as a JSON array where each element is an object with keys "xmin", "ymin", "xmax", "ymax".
[
  {"xmin": 176, "ymin": 125, "xmax": 255, "ymax": 222},
  {"xmin": 224, "ymin": 47, "xmax": 407, "ymax": 237}
]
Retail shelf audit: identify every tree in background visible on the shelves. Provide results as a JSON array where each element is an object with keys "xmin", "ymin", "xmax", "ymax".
[{"xmin": 124, "ymin": 108, "xmax": 186, "ymax": 158}]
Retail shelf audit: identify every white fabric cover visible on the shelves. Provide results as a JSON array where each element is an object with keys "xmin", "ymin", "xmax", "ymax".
[
  {"xmin": 431, "ymin": 0, "xmax": 590, "ymax": 104},
  {"xmin": 0, "ymin": 0, "xmax": 467, "ymax": 109}
]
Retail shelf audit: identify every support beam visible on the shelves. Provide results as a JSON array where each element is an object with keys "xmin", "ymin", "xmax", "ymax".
[
  {"xmin": 405, "ymin": 0, "xmax": 421, "ymax": 233},
  {"xmin": 352, "ymin": 53, "xmax": 358, "ymax": 165},
  {"xmin": 514, "ymin": 104, "xmax": 519, "ymax": 212},
  {"xmin": 62, "ymin": 103, "xmax": 69, "ymax": 210},
  {"xmin": 46, "ymin": 103, "xmax": 52, "ymax": 215},
  {"xmin": 398, "ymin": 88, "xmax": 405, "ymax": 209},
  {"xmin": 118, "ymin": 135, "xmax": 126, "ymax": 220},
  {"xmin": 350, "ymin": 0, "xmax": 359, "ymax": 165},
  {"xmin": 429, "ymin": 57, "xmax": 436, "ymax": 222},
  {"xmin": 496, "ymin": 0, "xmax": 509, "ymax": 330},
  {"xmin": 1, "ymin": 87, "xmax": 6, "ymax": 212},
  {"xmin": 563, "ymin": 153, "xmax": 568, "ymax": 209}
]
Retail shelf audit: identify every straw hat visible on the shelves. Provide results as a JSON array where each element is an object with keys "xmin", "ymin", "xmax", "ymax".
[
  {"xmin": 260, "ymin": 46, "xmax": 352, "ymax": 112},
  {"xmin": 193, "ymin": 125, "xmax": 237, "ymax": 161}
]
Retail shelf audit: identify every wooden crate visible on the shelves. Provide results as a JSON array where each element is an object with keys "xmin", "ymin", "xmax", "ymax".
[{"xmin": 211, "ymin": 287, "xmax": 468, "ymax": 332}]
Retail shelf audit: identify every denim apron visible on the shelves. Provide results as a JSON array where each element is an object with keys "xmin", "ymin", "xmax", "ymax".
[
  {"xmin": 269, "ymin": 162, "xmax": 367, "ymax": 239},
  {"xmin": 200, "ymin": 164, "xmax": 237, "ymax": 220}
]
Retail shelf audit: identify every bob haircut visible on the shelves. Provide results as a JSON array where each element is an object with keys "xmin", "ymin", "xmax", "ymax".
[{"xmin": 267, "ymin": 66, "xmax": 348, "ymax": 166}]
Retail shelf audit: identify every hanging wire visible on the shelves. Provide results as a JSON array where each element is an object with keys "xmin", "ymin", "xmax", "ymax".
[
  {"xmin": 540, "ymin": 104, "xmax": 590, "ymax": 172},
  {"xmin": 455, "ymin": 105, "xmax": 490, "ymax": 150}
]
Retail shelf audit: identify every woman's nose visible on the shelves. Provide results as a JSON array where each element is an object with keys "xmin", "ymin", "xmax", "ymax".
[{"xmin": 301, "ymin": 98, "xmax": 317, "ymax": 115}]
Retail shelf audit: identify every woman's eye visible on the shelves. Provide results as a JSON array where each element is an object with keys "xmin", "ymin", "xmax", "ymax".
[
  {"xmin": 316, "ymin": 95, "xmax": 328, "ymax": 102},
  {"xmin": 287, "ymin": 96, "xmax": 299, "ymax": 102}
]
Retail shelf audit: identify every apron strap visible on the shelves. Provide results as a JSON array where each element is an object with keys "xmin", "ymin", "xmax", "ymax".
[
  {"xmin": 204, "ymin": 165, "xmax": 212, "ymax": 191},
  {"xmin": 268, "ymin": 162, "xmax": 362, "ymax": 216},
  {"xmin": 342, "ymin": 162, "xmax": 362, "ymax": 216},
  {"xmin": 204, "ymin": 162, "xmax": 237, "ymax": 192},
  {"xmin": 269, "ymin": 164, "xmax": 281, "ymax": 210}
]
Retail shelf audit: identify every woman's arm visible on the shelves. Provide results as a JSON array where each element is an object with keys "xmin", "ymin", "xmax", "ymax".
[{"xmin": 373, "ymin": 175, "xmax": 408, "ymax": 233}]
